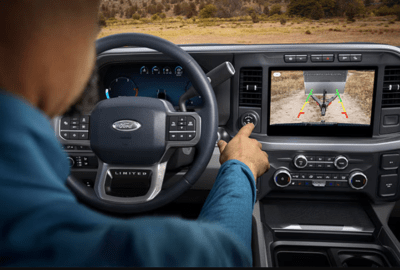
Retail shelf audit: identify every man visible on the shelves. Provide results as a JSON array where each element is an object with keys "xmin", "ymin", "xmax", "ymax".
[{"xmin": 0, "ymin": 1, "xmax": 270, "ymax": 267}]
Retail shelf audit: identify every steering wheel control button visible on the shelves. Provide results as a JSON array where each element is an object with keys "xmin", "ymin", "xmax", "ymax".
[
  {"xmin": 61, "ymin": 132, "xmax": 70, "ymax": 140},
  {"xmin": 169, "ymin": 133, "xmax": 177, "ymax": 141},
  {"xmin": 294, "ymin": 155, "xmax": 308, "ymax": 169},
  {"xmin": 379, "ymin": 174, "xmax": 398, "ymax": 197},
  {"xmin": 80, "ymin": 116, "xmax": 89, "ymax": 124},
  {"xmin": 61, "ymin": 117, "xmax": 70, "ymax": 130},
  {"xmin": 381, "ymin": 154, "xmax": 400, "ymax": 170},
  {"xmin": 187, "ymin": 133, "xmax": 195, "ymax": 140},
  {"xmin": 79, "ymin": 132, "xmax": 88, "ymax": 140},
  {"xmin": 177, "ymin": 133, "xmax": 187, "ymax": 141},
  {"xmin": 274, "ymin": 169, "xmax": 291, "ymax": 187},
  {"xmin": 169, "ymin": 116, "xmax": 178, "ymax": 131},
  {"xmin": 349, "ymin": 172, "xmax": 368, "ymax": 190},
  {"xmin": 334, "ymin": 156, "xmax": 349, "ymax": 170},
  {"xmin": 186, "ymin": 117, "xmax": 196, "ymax": 131}
]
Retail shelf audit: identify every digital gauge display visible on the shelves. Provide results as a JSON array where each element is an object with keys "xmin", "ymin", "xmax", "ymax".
[{"xmin": 102, "ymin": 63, "xmax": 203, "ymax": 107}]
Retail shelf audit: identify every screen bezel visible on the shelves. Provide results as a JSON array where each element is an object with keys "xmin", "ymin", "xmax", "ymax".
[{"xmin": 267, "ymin": 67, "xmax": 378, "ymax": 137}]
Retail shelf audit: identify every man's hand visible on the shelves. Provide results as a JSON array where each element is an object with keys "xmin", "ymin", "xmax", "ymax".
[{"xmin": 217, "ymin": 123, "xmax": 270, "ymax": 182}]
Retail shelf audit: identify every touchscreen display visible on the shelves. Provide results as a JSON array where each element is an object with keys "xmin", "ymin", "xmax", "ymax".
[{"xmin": 269, "ymin": 69, "xmax": 376, "ymax": 136}]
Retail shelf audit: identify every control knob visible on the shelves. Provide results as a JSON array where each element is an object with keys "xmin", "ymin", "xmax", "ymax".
[
  {"xmin": 293, "ymin": 155, "xmax": 308, "ymax": 169},
  {"xmin": 349, "ymin": 171, "xmax": 368, "ymax": 190},
  {"xmin": 334, "ymin": 155, "xmax": 349, "ymax": 170},
  {"xmin": 274, "ymin": 169, "xmax": 292, "ymax": 187},
  {"xmin": 240, "ymin": 111, "xmax": 259, "ymax": 127},
  {"xmin": 67, "ymin": 157, "xmax": 75, "ymax": 167}
]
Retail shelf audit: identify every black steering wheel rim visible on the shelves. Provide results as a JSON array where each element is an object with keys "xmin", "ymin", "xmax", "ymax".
[{"xmin": 66, "ymin": 33, "xmax": 218, "ymax": 213}]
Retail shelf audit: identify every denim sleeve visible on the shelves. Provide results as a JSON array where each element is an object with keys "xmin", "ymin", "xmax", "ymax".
[{"xmin": 0, "ymin": 160, "xmax": 256, "ymax": 267}]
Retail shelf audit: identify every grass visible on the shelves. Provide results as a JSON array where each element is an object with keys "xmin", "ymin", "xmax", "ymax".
[
  {"xmin": 97, "ymin": 15, "xmax": 400, "ymax": 46},
  {"xmin": 270, "ymin": 71, "xmax": 304, "ymax": 102}
]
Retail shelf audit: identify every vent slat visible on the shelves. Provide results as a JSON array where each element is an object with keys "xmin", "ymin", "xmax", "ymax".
[
  {"xmin": 382, "ymin": 66, "xmax": 400, "ymax": 108},
  {"xmin": 239, "ymin": 67, "xmax": 262, "ymax": 107}
]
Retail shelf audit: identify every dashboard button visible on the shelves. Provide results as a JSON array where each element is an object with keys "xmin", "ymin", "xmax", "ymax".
[
  {"xmin": 311, "ymin": 55, "xmax": 322, "ymax": 62},
  {"xmin": 284, "ymin": 55, "xmax": 296, "ymax": 63},
  {"xmin": 300, "ymin": 173, "xmax": 307, "ymax": 180},
  {"xmin": 274, "ymin": 169, "xmax": 292, "ymax": 187},
  {"xmin": 316, "ymin": 156, "xmax": 324, "ymax": 161},
  {"xmin": 323, "ymin": 54, "xmax": 334, "ymax": 62},
  {"xmin": 325, "ymin": 156, "xmax": 335, "ymax": 162},
  {"xmin": 381, "ymin": 154, "xmax": 399, "ymax": 170},
  {"xmin": 316, "ymin": 163, "xmax": 324, "ymax": 169},
  {"xmin": 340, "ymin": 174, "xmax": 348, "ymax": 180},
  {"xmin": 327, "ymin": 181, "xmax": 335, "ymax": 187},
  {"xmin": 316, "ymin": 174, "xmax": 324, "ymax": 180},
  {"xmin": 379, "ymin": 174, "xmax": 398, "ymax": 197},
  {"xmin": 338, "ymin": 54, "xmax": 350, "ymax": 62},
  {"xmin": 324, "ymin": 174, "xmax": 332, "ymax": 180},
  {"xmin": 296, "ymin": 55, "xmax": 307, "ymax": 62},
  {"xmin": 350, "ymin": 54, "xmax": 362, "ymax": 62},
  {"xmin": 334, "ymin": 182, "xmax": 343, "ymax": 187},
  {"xmin": 325, "ymin": 163, "xmax": 334, "ymax": 169},
  {"xmin": 291, "ymin": 173, "xmax": 300, "ymax": 179},
  {"xmin": 304, "ymin": 181, "xmax": 312, "ymax": 186},
  {"xmin": 294, "ymin": 155, "xmax": 307, "ymax": 168},
  {"xmin": 332, "ymin": 174, "xmax": 339, "ymax": 180},
  {"xmin": 306, "ymin": 163, "xmax": 315, "ymax": 169},
  {"xmin": 306, "ymin": 156, "xmax": 315, "ymax": 161},
  {"xmin": 307, "ymin": 173, "xmax": 316, "ymax": 179},
  {"xmin": 312, "ymin": 180, "xmax": 326, "ymax": 187},
  {"xmin": 295, "ymin": 181, "xmax": 304, "ymax": 186}
]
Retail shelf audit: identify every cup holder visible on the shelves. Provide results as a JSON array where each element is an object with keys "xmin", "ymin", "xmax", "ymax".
[{"xmin": 339, "ymin": 252, "xmax": 388, "ymax": 267}]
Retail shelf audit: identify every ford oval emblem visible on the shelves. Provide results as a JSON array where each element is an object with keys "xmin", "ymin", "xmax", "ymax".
[{"xmin": 112, "ymin": 120, "xmax": 141, "ymax": 132}]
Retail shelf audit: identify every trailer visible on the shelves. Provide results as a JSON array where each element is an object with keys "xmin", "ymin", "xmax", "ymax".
[{"xmin": 303, "ymin": 70, "xmax": 348, "ymax": 116}]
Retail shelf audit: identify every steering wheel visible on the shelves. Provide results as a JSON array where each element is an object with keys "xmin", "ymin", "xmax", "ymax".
[{"xmin": 66, "ymin": 33, "xmax": 218, "ymax": 213}]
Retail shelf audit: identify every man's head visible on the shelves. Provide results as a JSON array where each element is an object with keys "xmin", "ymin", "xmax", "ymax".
[{"xmin": 0, "ymin": 0, "xmax": 101, "ymax": 117}]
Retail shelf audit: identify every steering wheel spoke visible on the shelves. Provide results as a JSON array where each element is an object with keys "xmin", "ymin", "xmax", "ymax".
[{"xmin": 93, "ymin": 160, "xmax": 167, "ymax": 204}]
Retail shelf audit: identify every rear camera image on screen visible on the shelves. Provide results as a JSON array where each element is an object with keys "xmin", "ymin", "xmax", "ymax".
[{"xmin": 270, "ymin": 70, "xmax": 375, "ymax": 126}]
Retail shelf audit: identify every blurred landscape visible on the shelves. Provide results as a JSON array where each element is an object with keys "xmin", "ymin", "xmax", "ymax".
[{"xmin": 97, "ymin": 0, "xmax": 400, "ymax": 45}]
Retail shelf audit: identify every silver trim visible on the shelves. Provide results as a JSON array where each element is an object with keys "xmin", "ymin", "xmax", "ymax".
[
  {"xmin": 225, "ymin": 61, "xmax": 235, "ymax": 75},
  {"xmin": 282, "ymin": 224, "xmax": 363, "ymax": 232},
  {"xmin": 274, "ymin": 169, "xmax": 292, "ymax": 188},
  {"xmin": 112, "ymin": 120, "xmax": 141, "ymax": 132},
  {"xmin": 293, "ymin": 155, "xmax": 308, "ymax": 169},
  {"xmin": 349, "ymin": 171, "xmax": 368, "ymax": 190},
  {"xmin": 334, "ymin": 155, "xmax": 349, "ymax": 170},
  {"xmin": 94, "ymin": 160, "xmax": 167, "ymax": 204}
]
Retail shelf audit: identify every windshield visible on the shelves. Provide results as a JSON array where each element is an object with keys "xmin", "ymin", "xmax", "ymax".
[{"xmin": 97, "ymin": 0, "xmax": 400, "ymax": 46}]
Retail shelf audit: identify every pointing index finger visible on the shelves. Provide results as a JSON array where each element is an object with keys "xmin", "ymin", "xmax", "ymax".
[{"xmin": 237, "ymin": 123, "xmax": 255, "ymax": 137}]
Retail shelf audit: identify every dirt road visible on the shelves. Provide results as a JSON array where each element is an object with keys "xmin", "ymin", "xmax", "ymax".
[{"xmin": 270, "ymin": 90, "xmax": 370, "ymax": 125}]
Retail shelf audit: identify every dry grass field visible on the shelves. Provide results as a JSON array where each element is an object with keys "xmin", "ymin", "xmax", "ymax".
[
  {"xmin": 98, "ymin": 16, "xmax": 400, "ymax": 45},
  {"xmin": 345, "ymin": 70, "xmax": 375, "ymax": 117}
]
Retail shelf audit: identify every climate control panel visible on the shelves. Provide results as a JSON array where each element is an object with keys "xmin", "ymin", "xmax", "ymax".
[{"xmin": 273, "ymin": 169, "xmax": 368, "ymax": 190}]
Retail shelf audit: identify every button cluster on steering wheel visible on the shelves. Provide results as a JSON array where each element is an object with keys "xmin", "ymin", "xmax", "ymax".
[{"xmin": 168, "ymin": 116, "xmax": 196, "ymax": 141}]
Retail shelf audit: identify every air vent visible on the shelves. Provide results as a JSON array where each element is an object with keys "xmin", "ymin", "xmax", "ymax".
[
  {"xmin": 239, "ymin": 67, "xmax": 262, "ymax": 107},
  {"xmin": 382, "ymin": 66, "xmax": 400, "ymax": 108}
]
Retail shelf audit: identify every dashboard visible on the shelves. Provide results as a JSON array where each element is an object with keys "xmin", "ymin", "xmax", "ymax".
[{"xmin": 54, "ymin": 43, "xmax": 400, "ymax": 205}]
